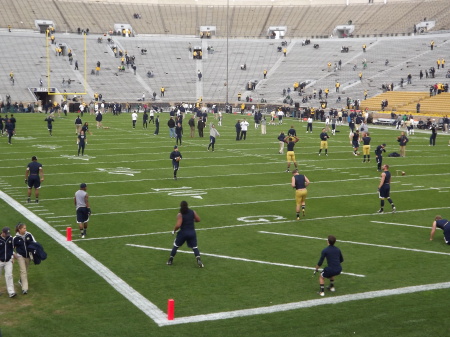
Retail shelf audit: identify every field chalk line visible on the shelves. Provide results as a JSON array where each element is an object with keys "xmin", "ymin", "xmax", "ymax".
[{"xmin": 2, "ymin": 190, "xmax": 450, "ymax": 327}]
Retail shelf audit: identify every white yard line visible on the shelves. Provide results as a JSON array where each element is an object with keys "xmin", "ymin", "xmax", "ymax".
[
  {"xmin": 126, "ymin": 244, "xmax": 366, "ymax": 277},
  {"xmin": 45, "ymin": 190, "xmax": 450, "ymax": 219},
  {"xmin": 159, "ymin": 282, "xmax": 450, "ymax": 326},
  {"xmin": 370, "ymin": 221, "xmax": 429, "ymax": 229},
  {"xmin": 259, "ymin": 231, "xmax": 450, "ymax": 256},
  {"xmin": 2, "ymin": 189, "xmax": 450, "ymax": 327},
  {"xmin": 0, "ymin": 191, "xmax": 168, "ymax": 326},
  {"xmin": 74, "ymin": 206, "xmax": 450, "ymax": 242}
]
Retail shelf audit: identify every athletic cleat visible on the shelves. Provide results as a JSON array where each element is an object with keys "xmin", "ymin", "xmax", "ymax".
[
  {"xmin": 302, "ymin": 209, "xmax": 306, "ymax": 217},
  {"xmin": 35, "ymin": 199, "xmax": 39, "ymax": 204},
  {"xmin": 327, "ymin": 286, "xmax": 336, "ymax": 292},
  {"xmin": 174, "ymin": 177, "xmax": 177, "ymax": 180},
  {"xmin": 9, "ymin": 293, "xmax": 17, "ymax": 298},
  {"xmin": 392, "ymin": 207, "xmax": 396, "ymax": 213},
  {"xmin": 196, "ymin": 257, "xmax": 204, "ymax": 268},
  {"xmin": 285, "ymin": 169, "xmax": 290, "ymax": 172},
  {"xmin": 22, "ymin": 290, "xmax": 28, "ymax": 295},
  {"xmin": 318, "ymin": 153, "xmax": 321, "ymax": 156},
  {"xmin": 318, "ymin": 292, "xmax": 325, "ymax": 297},
  {"xmin": 81, "ymin": 234, "xmax": 85, "ymax": 239},
  {"xmin": 378, "ymin": 209, "xmax": 384, "ymax": 213},
  {"xmin": 167, "ymin": 257, "xmax": 173, "ymax": 265},
  {"xmin": 296, "ymin": 217, "xmax": 300, "ymax": 220},
  {"xmin": 27, "ymin": 198, "xmax": 30, "ymax": 203}
]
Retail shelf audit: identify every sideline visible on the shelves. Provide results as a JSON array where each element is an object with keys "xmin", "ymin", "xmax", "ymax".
[
  {"xmin": 159, "ymin": 282, "xmax": 450, "ymax": 326},
  {"xmin": 0, "ymin": 191, "xmax": 168, "ymax": 326},
  {"xmin": 2, "ymin": 190, "xmax": 450, "ymax": 327}
]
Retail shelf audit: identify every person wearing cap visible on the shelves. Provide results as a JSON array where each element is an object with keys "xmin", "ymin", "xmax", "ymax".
[
  {"xmin": 169, "ymin": 146, "xmax": 182, "ymax": 180},
  {"xmin": 25, "ymin": 156, "xmax": 44, "ymax": 204},
  {"xmin": 74, "ymin": 183, "xmax": 91, "ymax": 238},
  {"xmin": 0, "ymin": 227, "xmax": 16, "ymax": 297},
  {"xmin": 13, "ymin": 223, "xmax": 35, "ymax": 294},
  {"xmin": 375, "ymin": 143, "xmax": 386, "ymax": 171}
]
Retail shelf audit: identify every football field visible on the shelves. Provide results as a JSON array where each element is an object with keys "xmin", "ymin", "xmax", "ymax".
[{"xmin": 1, "ymin": 111, "xmax": 450, "ymax": 336}]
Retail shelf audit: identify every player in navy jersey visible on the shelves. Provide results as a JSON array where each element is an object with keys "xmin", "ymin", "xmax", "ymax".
[
  {"xmin": 77, "ymin": 130, "xmax": 87, "ymax": 156},
  {"xmin": 318, "ymin": 128, "xmax": 330, "ymax": 156},
  {"xmin": 75, "ymin": 115, "xmax": 82, "ymax": 134},
  {"xmin": 378, "ymin": 164, "xmax": 396, "ymax": 213},
  {"xmin": 25, "ymin": 156, "xmax": 44, "ymax": 203},
  {"xmin": 169, "ymin": 145, "xmax": 182, "ymax": 180},
  {"xmin": 175, "ymin": 122, "xmax": 183, "ymax": 146},
  {"xmin": 361, "ymin": 132, "xmax": 371, "ymax": 163},
  {"xmin": 375, "ymin": 143, "xmax": 386, "ymax": 171},
  {"xmin": 291, "ymin": 169, "xmax": 310, "ymax": 220},
  {"xmin": 351, "ymin": 129, "xmax": 360, "ymax": 156},
  {"xmin": 44, "ymin": 115, "xmax": 54, "ymax": 136},
  {"xmin": 284, "ymin": 136, "xmax": 299, "ymax": 172},
  {"xmin": 429, "ymin": 215, "xmax": 450, "ymax": 244},
  {"xmin": 167, "ymin": 201, "xmax": 204, "ymax": 267},
  {"xmin": 5, "ymin": 118, "xmax": 14, "ymax": 144},
  {"xmin": 315, "ymin": 235, "xmax": 343, "ymax": 297}
]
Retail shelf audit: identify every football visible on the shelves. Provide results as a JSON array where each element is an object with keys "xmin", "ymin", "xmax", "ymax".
[
  {"xmin": 402, "ymin": 171, "xmax": 405, "ymax": 176},
  {"xmin": 175, "ymin": 157, "xmax": 181, "ymax": 162}
]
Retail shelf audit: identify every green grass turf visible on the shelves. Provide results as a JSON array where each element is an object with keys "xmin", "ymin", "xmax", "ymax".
[{"xmin": 1, "ymin": 112, "xmax": 450, "ymax": 336}]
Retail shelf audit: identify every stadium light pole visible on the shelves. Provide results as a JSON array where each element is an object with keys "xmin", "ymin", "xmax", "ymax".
[{"xmin": 226, "ymin": 0, "xmax": 229, "ymax": 106}]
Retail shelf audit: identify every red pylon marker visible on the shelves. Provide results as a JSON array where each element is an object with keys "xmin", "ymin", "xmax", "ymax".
[
  {"xmin": 66, "ymin": 227, "xmax": 72, "ymax": 241},
  {"xmin": 167, "ymin": 299, "xmax": 175, "ymax": 320}
]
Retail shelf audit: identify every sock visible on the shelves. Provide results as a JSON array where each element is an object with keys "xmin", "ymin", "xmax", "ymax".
[
  {"xmin": 296, "ymin": 213, "xmax": 300, "ymax": 218},
  {"xmin": 330, "ymin": 282, "xmax": 334, "ymax": 288},
  {"xmin": 320, "ymin": 284, "xmax": 324, "ymax": 292}
]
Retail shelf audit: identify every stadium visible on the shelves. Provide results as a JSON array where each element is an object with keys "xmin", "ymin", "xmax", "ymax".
[{"xmin": 1, "ymin": 0, "xmax": 450, "ymax": 336}]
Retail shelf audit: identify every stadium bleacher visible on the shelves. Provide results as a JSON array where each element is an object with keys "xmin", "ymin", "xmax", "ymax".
[{"xmin": 0, "ymin": 0, "xmax": 449, "ymax": 116}]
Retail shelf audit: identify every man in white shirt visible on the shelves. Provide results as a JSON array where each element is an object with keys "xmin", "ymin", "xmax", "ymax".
[
  {"xmin": 132, "ymin": 111, "xmax": 138, "ymax": 128},
  {"xmin": 240, "ymin": 118, "xmax": 249, "ymax": 140},
  {"xmin": 277, "ymin": 110, "xmax": 284, "ymax": 124}
]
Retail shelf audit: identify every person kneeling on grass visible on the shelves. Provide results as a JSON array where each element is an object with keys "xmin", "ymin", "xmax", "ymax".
[
  {"xmin": 429, "ymin": 215, "xmax": 450, "ymax": 245},
  {"xmin": 315, "ymin": 235, "xmax": 343, "ymax": 297}
]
